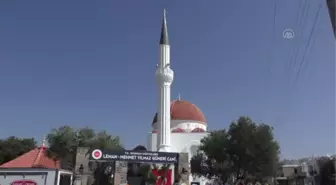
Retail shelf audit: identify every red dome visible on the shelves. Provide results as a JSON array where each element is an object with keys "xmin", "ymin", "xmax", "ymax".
[
  {"xmin": 152, "ymin": 100, "xmax": 207, "ymax": 124},
  {"xmin": 172, "ymin": 128, "xmax": 186, "ymax": 133},
  {"xmin": 191, "ymin": 128, "xmax": 206, "ymax": 132}
]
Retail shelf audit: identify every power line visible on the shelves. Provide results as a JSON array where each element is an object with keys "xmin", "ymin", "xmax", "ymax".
[
  {"xmin": 298, "ymin": 0, "xmax": 309, "ymax": 29},
  {"xmin": 291, "ymin": 1, "xmax": 311, "ymax": 68},
  {"xmin": 264, "ymin": 0, "xmax": 278, "ymax": 86},
  {"xmin": 293, "ymin": 4, "xmax": 322, "ymax": 86},
  {"xmin": 296, "ymin": 0, "xmax": 305, "ymax": 24},
  {"xmin": 262, "ymin": 0, "xmax": 277, "ymax": 121},
  {"xmin": 266, "ymin": 0, "xmax": 278, "ymax": 75},
  {"xmin": 282, "ymin": 1, "xmax": 313, "ymax": 124},
  {"xmin": 292, "ymin": 3, "xmax": 311, "ymax": 74},
  {"xmin": 288, "ymin": 0, "xmax": 309, "ymax": 71}
]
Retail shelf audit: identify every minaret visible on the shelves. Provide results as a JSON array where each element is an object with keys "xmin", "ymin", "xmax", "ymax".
[{"xmin": 155, "ymin": 9, "xmax": 174, "ymax": 152}]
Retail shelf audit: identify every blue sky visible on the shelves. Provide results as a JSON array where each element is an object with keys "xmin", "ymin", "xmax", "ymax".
[{"xmin": 0, "ymin": 0, "xmax": 334, "ymax": 159}]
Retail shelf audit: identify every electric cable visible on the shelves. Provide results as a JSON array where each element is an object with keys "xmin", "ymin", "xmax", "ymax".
[
  {"xmin": 288, "ymin": 0, "xmax": 309, "ymax": 72},
  {"xmin": 295, "ymin": 3, "xmax": 313, "ymax": 76},
  {"xmin": 300, "ymin": 3, "xmax": 311, "ymax": 37},
  {"xmin": 266, "ymin": 0, "xmax": 278, "ymax": 75},
  {"xmin": 293, "ymin": 4, "xmax": 321, "ymax": 86},
  {"xmin": 301, "ymin": 27, "xmax": 319, "ymax": 73},
  {"xmin": 288, "ymin": 1, "xmax": 312, "ymax": 91},
  {"xmin": 297, "ymin": 22, "xmax": 320, "ymax": 79},
  {"xmin": 277, "ymin": 0, "xmax": 310, "ymax": 127},
  {"xmin": 291, "ymin": 1, "xmax": 310, "ymax": 68},
  {"xmin": 262, "ymin": 0, "xmax": 277, "ymax": 120},
  {"xmin": 264, "ymin": 0, "xmax": 278, "ymax": 92}
]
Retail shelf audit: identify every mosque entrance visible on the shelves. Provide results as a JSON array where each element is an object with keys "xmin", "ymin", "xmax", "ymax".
[{"xmin": 88, "ymin": 148, "xmax": 180, "ymax": 185}]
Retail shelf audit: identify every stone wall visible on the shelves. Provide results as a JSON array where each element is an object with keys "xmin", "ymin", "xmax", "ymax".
[
  {"xmin": 75, "ymin": 147, "xmax": 91, "ymax": 175},
  {"xmin": 114, "ymin": 161, "xmax": 128, "ymax": 185},
  {"xmin": 74, "ymin": 147, "xmax": 94, "ymax": 185},
  {"xmin": 178, "ymin": 152, "xmax": 190, "ymax": 185}
]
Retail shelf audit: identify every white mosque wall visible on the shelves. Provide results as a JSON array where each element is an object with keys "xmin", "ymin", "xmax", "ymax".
[
  {"xmin": 152, "ymin": 120, "xmax": 207, "ymax": 132},
  {"xmin": 147, "ymin": 132, "xmax": 208, "ymax": 154}
]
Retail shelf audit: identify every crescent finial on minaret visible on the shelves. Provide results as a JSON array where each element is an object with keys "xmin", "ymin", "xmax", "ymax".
[{"xmin": 159, "ymin": 9, "xmax": 169, "ymax": 45}]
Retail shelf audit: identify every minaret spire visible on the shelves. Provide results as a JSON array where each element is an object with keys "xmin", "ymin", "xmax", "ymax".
[
  {"xmin": 159, "ymin": 9, "xmax": 169, "ymax": 45},
  {"xmin": 39, "ymin": 135, "xmax": 47, "ymax": 148},
  {"xmin": 155, "ymin": 9, "xmax": 174, "ymax": 152},
  {"xmin": 42, "ymin": 136, "xmax": 46, "ymax": 147}
]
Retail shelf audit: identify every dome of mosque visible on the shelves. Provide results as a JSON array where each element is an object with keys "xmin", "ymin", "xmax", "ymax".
[{"xmin": 152, "ymin": 100, "xmax": 207, "ymax": 125}]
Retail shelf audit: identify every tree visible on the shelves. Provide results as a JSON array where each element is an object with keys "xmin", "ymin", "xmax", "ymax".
[
  {"xmin": 228, "ymin": 117, "xmax": 280, "ymax": 179},
  {"xmin": 190, "ymin": 116, "xmax": 280, "ymax": 184},
  {"xmin": 0, "ymin": 136, "xmax": 37, "ymax": 165},
  {"xmin": 46, "ymin": 125, "xmax": 123, "ymax": 185},
  {"xmin": 46, "ymin": 126, "xmax": 121, "ymax": 161},
  {"xmin": 191, "ymin": 130, "xmax": 233, "ymax": 184},
  {"xmin": 46, "ymin": 126, "xmax": 79, "ymax": 160}
]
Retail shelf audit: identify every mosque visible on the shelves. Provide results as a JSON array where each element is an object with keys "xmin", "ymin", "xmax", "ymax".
[
  {"xmin": 0, "ymin": 9, "xmax": 211, "ymax": 185},
  {"xmin": 145, "ymin": 10, "xmax": 209, "ymax": 184}
]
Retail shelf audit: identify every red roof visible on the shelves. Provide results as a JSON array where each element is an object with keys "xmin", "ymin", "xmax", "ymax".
[
  {"xmin": 191, "ymin": 128, "xmax": 206, "ymax": 132},
  {"xmin": 0, "ymin": 145, "xmax": 60, "ymax": 169},
  {"xmin": 172, "ymin": 128, "xmax": 186, "ymax": 133},
  {"xmin": 152, "ymin": 129, "xmax": 158, "ymax": 133},
  {"xmin": 152, "ymin": 100, "xmax": 207, "ymax": 125}
]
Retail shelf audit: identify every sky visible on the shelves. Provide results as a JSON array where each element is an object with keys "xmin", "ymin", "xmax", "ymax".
[{"xmin": 0, "ymin": 0, "xmax": 334, "ymax": 159}]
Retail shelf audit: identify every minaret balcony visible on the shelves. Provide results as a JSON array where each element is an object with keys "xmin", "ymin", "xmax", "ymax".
[{"xmin": 155, "ymin": 66, "xmax": 174, "ymax": 85}]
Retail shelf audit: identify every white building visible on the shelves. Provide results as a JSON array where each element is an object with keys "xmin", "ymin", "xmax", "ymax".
[
  {"xmin": 146, "ymin": 9, "xmax": 209, "ymax": 185},
  {"xmin": 280, "ymin": 159, "xmax": 320, "ymax": 178}
]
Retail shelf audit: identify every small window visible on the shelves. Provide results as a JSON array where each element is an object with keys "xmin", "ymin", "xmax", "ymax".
[{"xmin": 190, "ymin": 145, "xmax": 199, "ymax": 156}]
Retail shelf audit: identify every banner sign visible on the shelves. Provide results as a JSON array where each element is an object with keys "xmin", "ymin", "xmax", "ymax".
[{"xmin": 89, "ymin": 149, "xmax": 179, "ymax": 163}]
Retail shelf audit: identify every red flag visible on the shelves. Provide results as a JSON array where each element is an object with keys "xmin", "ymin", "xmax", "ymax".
[{"xmin": 152, "ymin": 169, "xmax": 172, "ymax": 185}]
